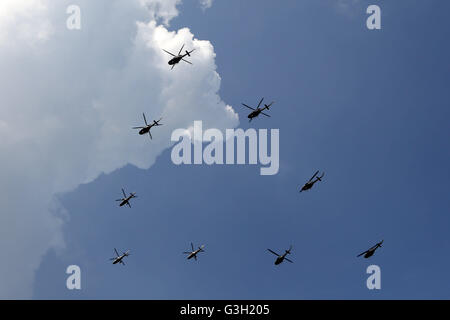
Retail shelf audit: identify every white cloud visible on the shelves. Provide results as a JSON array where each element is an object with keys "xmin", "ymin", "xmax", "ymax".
[
  {"xmin": 0, "ymin": 0, "xmax": 54, "ymax": 45},
  {"xmin": 199, "ymin": 0, "xmax": 214, "ymax": 11},
  {"xmin": 0, "ymin": 0, "xmax": 238, "ymax": 298}
]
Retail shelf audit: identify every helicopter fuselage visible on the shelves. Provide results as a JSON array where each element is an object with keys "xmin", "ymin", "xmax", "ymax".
[
  {"xmin": 274, "ymin": 252, "xmax": 290, "ymax": 265},
  {"xmin": 301, "ymin": 177, "xmax": 322, "ymax": 192},
  {"xmin": 119, "ymin": 200, "xmax": 128, "ymax": 207},
  {"xmin": 248, "ymin": 109, "xmax": 261, "ymax": 119},
  {"xmin": 301, "ymin": 182, "xmax": 314, "ymax": 192},
  {"xmin": 274, "ymin": 257, "xmax": 284, "ymax": 265},
  {"xmin": 169, "ymin": 56, "xmax": 183, "ymax": 65},
  {"xmin": 112, "ymin": 255, "xmax": 125, "ymax": 264},
  {"xmin": 139, "ymin": 126, "xmax": 151, "ymax": 135},
  {"xmin": 187, "ymin": 249, "xmax": 202, "ymax": 260},
  {"xmin": 119, "ymin": 195, "xmax": 134, "ymax": 206},
  {"xmin": 187, "ymin": 253, "xmax": 196, "ymax": 260}
]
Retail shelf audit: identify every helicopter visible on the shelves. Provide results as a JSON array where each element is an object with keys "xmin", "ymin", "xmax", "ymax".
[
  {"xmin": 267, "ymin": 246, "xmax": 293, "ymax": 265},
  {"xmin": 241, "ymin": 97, "xmax": 274, "ymax": 122},
  {"xmin": 183, "ymin": 243, "xmax": 205, "ymax": 261},
  {"xmin": 115, "ymin": 188, "xmax": 137, "ymax": 208},
  {"xmin": 357, "ymin": 240, "xmax": 384, "ymax": 259},
  {"xmin": 163, "ymin": 44, "xmax": 195, "ymax": 70},
  {"xmin": 300, "ymin": 170, "xmax": 324, "ymax": 192},
  {"xmin": 132, "ymin": 113, "xmax": 162, "ymax": 140},
  {"xmin": 109, "ymin": 248, "xmax": 130, "ymax": 265}
]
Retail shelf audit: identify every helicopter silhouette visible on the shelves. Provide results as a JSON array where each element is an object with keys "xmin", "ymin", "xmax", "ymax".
[
  {"xmin": 241, "ymin": 97, "xmax": 274, "ymax": 122},
  {"xmin": 163, "ymin": 44, "xmax": 195, "ymax": 70},
  {"xmin": 267, "ymin": 246, "xmax": 293, "ymax": 265},
  {"xmin": 357, "ymin": 240, "xmax": 383, "ymax": 258},
  {"xmin": 132, "ymin": 113, "xmax": 162, "ymax": 140},
  {"xmin": 300, "ymin": 170, "xmax": 324, "ymax": 192}
]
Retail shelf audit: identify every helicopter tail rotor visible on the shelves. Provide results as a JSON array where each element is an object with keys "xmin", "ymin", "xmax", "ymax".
[
  {"xmin": 264, "ymin": 102, "xmax": 274, "ymax": 110},
  {"xmin": 316, "ymin": 172, "xmax": 325, "ymax": 181},
  {"xmin": 185, "ymin": 49, "xmax": 195, "ymax": 57}
]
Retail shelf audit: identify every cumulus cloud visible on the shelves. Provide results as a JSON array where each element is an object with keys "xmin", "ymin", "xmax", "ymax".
[{"xmin": 0, "ymin": 0, "xmax": 238, "ymax": 298}]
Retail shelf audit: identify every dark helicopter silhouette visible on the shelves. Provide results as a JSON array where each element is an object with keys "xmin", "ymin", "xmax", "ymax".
[
  {"xmin": 132, "ymin": 113, "xmax": 162, "ymax": 140},
  {"xmin": 163, "ymin": 44, "xmax": 195, "ymax": 70},
  {"xmin": 357, "ymin": 240, "xmax": 383, "ymax": 258},
  {"xmin": 109, "ymin": 248, "xmax": 130, "ymax": 265},
  {"xmin": 183, "ymin": 243, "xmax": 205, "ymax": 261},
  {"xmin": 267, "ymin": 246, "xmax": 293, "ymax": 265},
  {"xmin": 115, "ymin": 188, "xmax": 137, "ymax": 208},
  {"xmin": 241, "ymin": 97, "xmax": 274, "ymax": 122},
  {"xmin": 300, "ymin": 170, "xmax": 324, "ymax": 192}
]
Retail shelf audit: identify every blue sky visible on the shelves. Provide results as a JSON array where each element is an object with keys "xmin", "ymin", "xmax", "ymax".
[{"xmin": 29, "ymin": 0, "xmax": 450, "ymax": 299}]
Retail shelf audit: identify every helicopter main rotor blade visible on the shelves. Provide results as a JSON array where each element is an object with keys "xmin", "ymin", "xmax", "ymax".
[
  {"xmin": 308, "ymin": 171, "xmax": 319, "ymax": 182},
  {"xmin": 182, "ymin": 252, "xmax": 191, "ymax": 254},
  {"xmin": 163, "ymin": 49, "xmax": 176, "ymax": 57},
  {"xmin": 171, "ymin": 64, "xmax": 175, "ymax": 70},
  {"xmin": 127, "ymin": 201, "xmax": 131, "ymax": 208},
  {"xmin": 132, "ymin": 126, "xmax": 145, "ymax": 129},
  {"xmin": 260, "ymin": 112, "xmax": 271, "ymax": 117},
  {"xmin": 143, "ymin": 113, "xmax": 148, "ymax": 126},
  {"xmin": 148, "ymin": 131, "xmax": 152, "ymax": 140},
  {"xmin": 178, "ymin": 44, "xmax": 185, "ymax": 56},
  {"xmin": 191, "ymin": 243, "xmax": 194, "ymax": 252},
  {"xmin": 267, "ymin": 249, "xmax": 280, "ymax": 257},
  {"xmin": 121, "ymin": 188, "xmax": 126, "ymax": 197},
  {"xmin": 114, "ymin": 248, "xmax": 119, "ymax": 256},
  {"xmin": 257, "ymin": 97, "xmax": 264, "ymax": 109},
  {"xmin": 285, "ymin": 257, "xmax": 294, "ymax": 263},
  {"xmin": 242, "ymin": 103, "xmax": 256, "ymax": 111},
  {"xmin": 357, "ymin": 250, "xmax": 368, "ymax": 257},
  {"xmin": 181, "ymin": 58, "xmax": 192, "ymax": 65}
]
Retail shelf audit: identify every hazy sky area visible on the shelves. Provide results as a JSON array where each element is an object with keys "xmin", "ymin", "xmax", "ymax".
[{"xmin": 1, "ymin": 0, "xmax": 449, "ymax": 299}]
